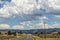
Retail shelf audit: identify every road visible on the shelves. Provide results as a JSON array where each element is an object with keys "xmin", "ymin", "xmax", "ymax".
[{"xmin": 17, "ymin": 34, "xmax": 35, "ymax": 40}]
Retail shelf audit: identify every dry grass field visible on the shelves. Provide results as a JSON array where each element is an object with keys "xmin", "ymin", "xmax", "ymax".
[
  {"xmin": 0, "ymin": 34, "xmax": 26, "ymax": 40},
  {"xmin": 32, "ymin": 35, "xmax": 60, "ymax": 40},
  {"xmin": 0, "ymin": 34, "xmax": 60, "ymax": 40}
]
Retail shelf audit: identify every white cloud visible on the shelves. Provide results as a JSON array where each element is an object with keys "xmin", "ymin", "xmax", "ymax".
[
  {"xmin": 30, "ymin": 22, "xmax": 55, "ymax": 29},
  {"xmin": 29, "ymin": 22, "xmax": 43, "ymax": 29},
  {"xmin": 20, "ymin": 21, "xmax": 32, "ymax": 26},
  {"xmin": 0, "ymin": 0, "xmax": 60, "ymax": 18},
  {"xmin": 54, "ymin": 15, "xmax": 60, "ymax": 18},
  {"xmin": 48, "ymin": 0, "xmax": 60, "ymax": 9},
  {"xmin": 0, "ymin": 24, "xmax": 10, "ymax": 29},
  {"xmin": 11, "ymin": 0, "xmax": 41, "ymax": 15},
  {"xmin": 52, "ymin": 23, "xmax": 60, "ymax": 28},
  {"xmin": 0, "ymin": 0, "xmax": 42, "ymax": 18},
  {"xmin": 0, "ymin": 24, "xmax": 24, "ymax": 29},
  {"xmin": 36, "ymin": 16, "xmax": 48, "ymax": 20},
  {"xmin": 0, "ymin": 24, "xmax": 25, "ymax": 29},
  {"xmin": 0, "ymin": 23, "xmax": 60, "ymax": 29},
  {"xmin": 0, "ymin": 7, "xmax": 11, "ymax": 18},
  {"xmin": 12, "ymin": 25, "xmax": 24, "ymax": 30}
]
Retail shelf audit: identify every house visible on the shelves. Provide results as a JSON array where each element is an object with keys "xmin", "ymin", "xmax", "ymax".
[
  {"xmin": 51, "ymin": 30, "xmax": 60, "ymax": 34},
  {"xmin": 52, "ymin": 32, "xmax": 58, "ymax": 34},
  {"xmin": 56, "ymin": 30, "xmax": 60, "ymax": 34}
]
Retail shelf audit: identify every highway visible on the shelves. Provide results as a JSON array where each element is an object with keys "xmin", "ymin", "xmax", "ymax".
[{"xmin": 17, "ymin": 34, "xmax": 35, "ymax": 40}]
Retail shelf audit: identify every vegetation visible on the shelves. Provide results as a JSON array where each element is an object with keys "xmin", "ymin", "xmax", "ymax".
[
  {"xmin": 31, "ymin": 31, "xmax": 60, "ymax": 38},
  {"xmin": 0, "ymin": 30, "xmax": 60, "ymax": 40}
]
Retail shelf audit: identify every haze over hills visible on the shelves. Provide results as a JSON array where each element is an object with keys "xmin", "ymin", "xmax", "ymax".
[{"xmin": 0, "ymin": 28, "xmax": 60, "ymax": 34}]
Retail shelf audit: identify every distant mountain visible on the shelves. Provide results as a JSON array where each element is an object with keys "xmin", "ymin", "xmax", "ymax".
[{"xmin": 0, "ymin": 28, "xmax": 60, "ymax": 34}]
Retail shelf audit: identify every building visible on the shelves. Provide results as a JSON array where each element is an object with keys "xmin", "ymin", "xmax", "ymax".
[{"xmin": 51, "ymin": 30, "xmax": 60, "ymax": 34}]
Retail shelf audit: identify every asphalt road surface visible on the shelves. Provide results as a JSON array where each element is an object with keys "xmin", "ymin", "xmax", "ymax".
[{"xmin": 18, "ymin": 34, "xmax": 35, "ymax": 40}]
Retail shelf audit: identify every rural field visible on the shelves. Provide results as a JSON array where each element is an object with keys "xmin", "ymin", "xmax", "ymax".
[
  {"xmin": 0, "ymin": 34, "xmax": 60, "ymax": 40},
  {"xmin": 33, "ymin": 35, "xmax": 60, "ymax": 40}
]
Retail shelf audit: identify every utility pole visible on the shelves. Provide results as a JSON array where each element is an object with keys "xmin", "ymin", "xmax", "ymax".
[
  {"xmin": 43, "ymin": 22, "xmax": 45, "ymax": 29},
  {"xmin": 43, "ymin": 21, "xmax": 47, "ymax": 40}
]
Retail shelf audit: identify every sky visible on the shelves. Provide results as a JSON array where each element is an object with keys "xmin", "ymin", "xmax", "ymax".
[{"xmin": 0, "ymin": 0, "xmax": 60, "ymax": 30}]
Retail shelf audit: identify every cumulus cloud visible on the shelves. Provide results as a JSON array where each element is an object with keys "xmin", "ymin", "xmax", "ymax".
[
  {"xmin": 45, "ymin": 0, "xmax": 60, "ymax": 16},
  {"xmin": 0, "ymin": 0, "xmax": 60, "ymax": 18},
  {"xmin": 0, "ymin": 24, "xmax": 24, "ymax": 29},
  {"xmin": 52, "ymin": 23, "xmax": 60, "ymax": 28},
  {"xmin": 30, "ymin": 22, "xmax": 58, "ymax": 29},
  {"xmin": 48, "ymin": 0, "xmax": 60, "ymax": 9},
  {"xmin": 0, "ymin": 24, "xmax": 10, "ymax": 29},
  {"xmin": 1, "ymin": 0, "xmax": 59, "ymax": 20},
  {"xmin": 20, "ymin": 21, "xmax": 32, "ymax": 26},
  {"xmin": 0, "ymin": 23, "xmax": 60, "ymax": 29},
  {"xmin": 0, "ymin": 7, "xmax": 11, "ymax": 18},
  {"xmin": 0, "ymin": 0, "xmax": 46, "ymax": 20},
  {"xmin": 12, "ymin": 25, "xmax": 24, "ymax": 30}
]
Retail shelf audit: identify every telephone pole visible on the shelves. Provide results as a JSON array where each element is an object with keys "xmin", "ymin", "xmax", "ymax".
[{"xmin": 43, "ymin": 21, "xmax": 47, "ymax": 40}]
